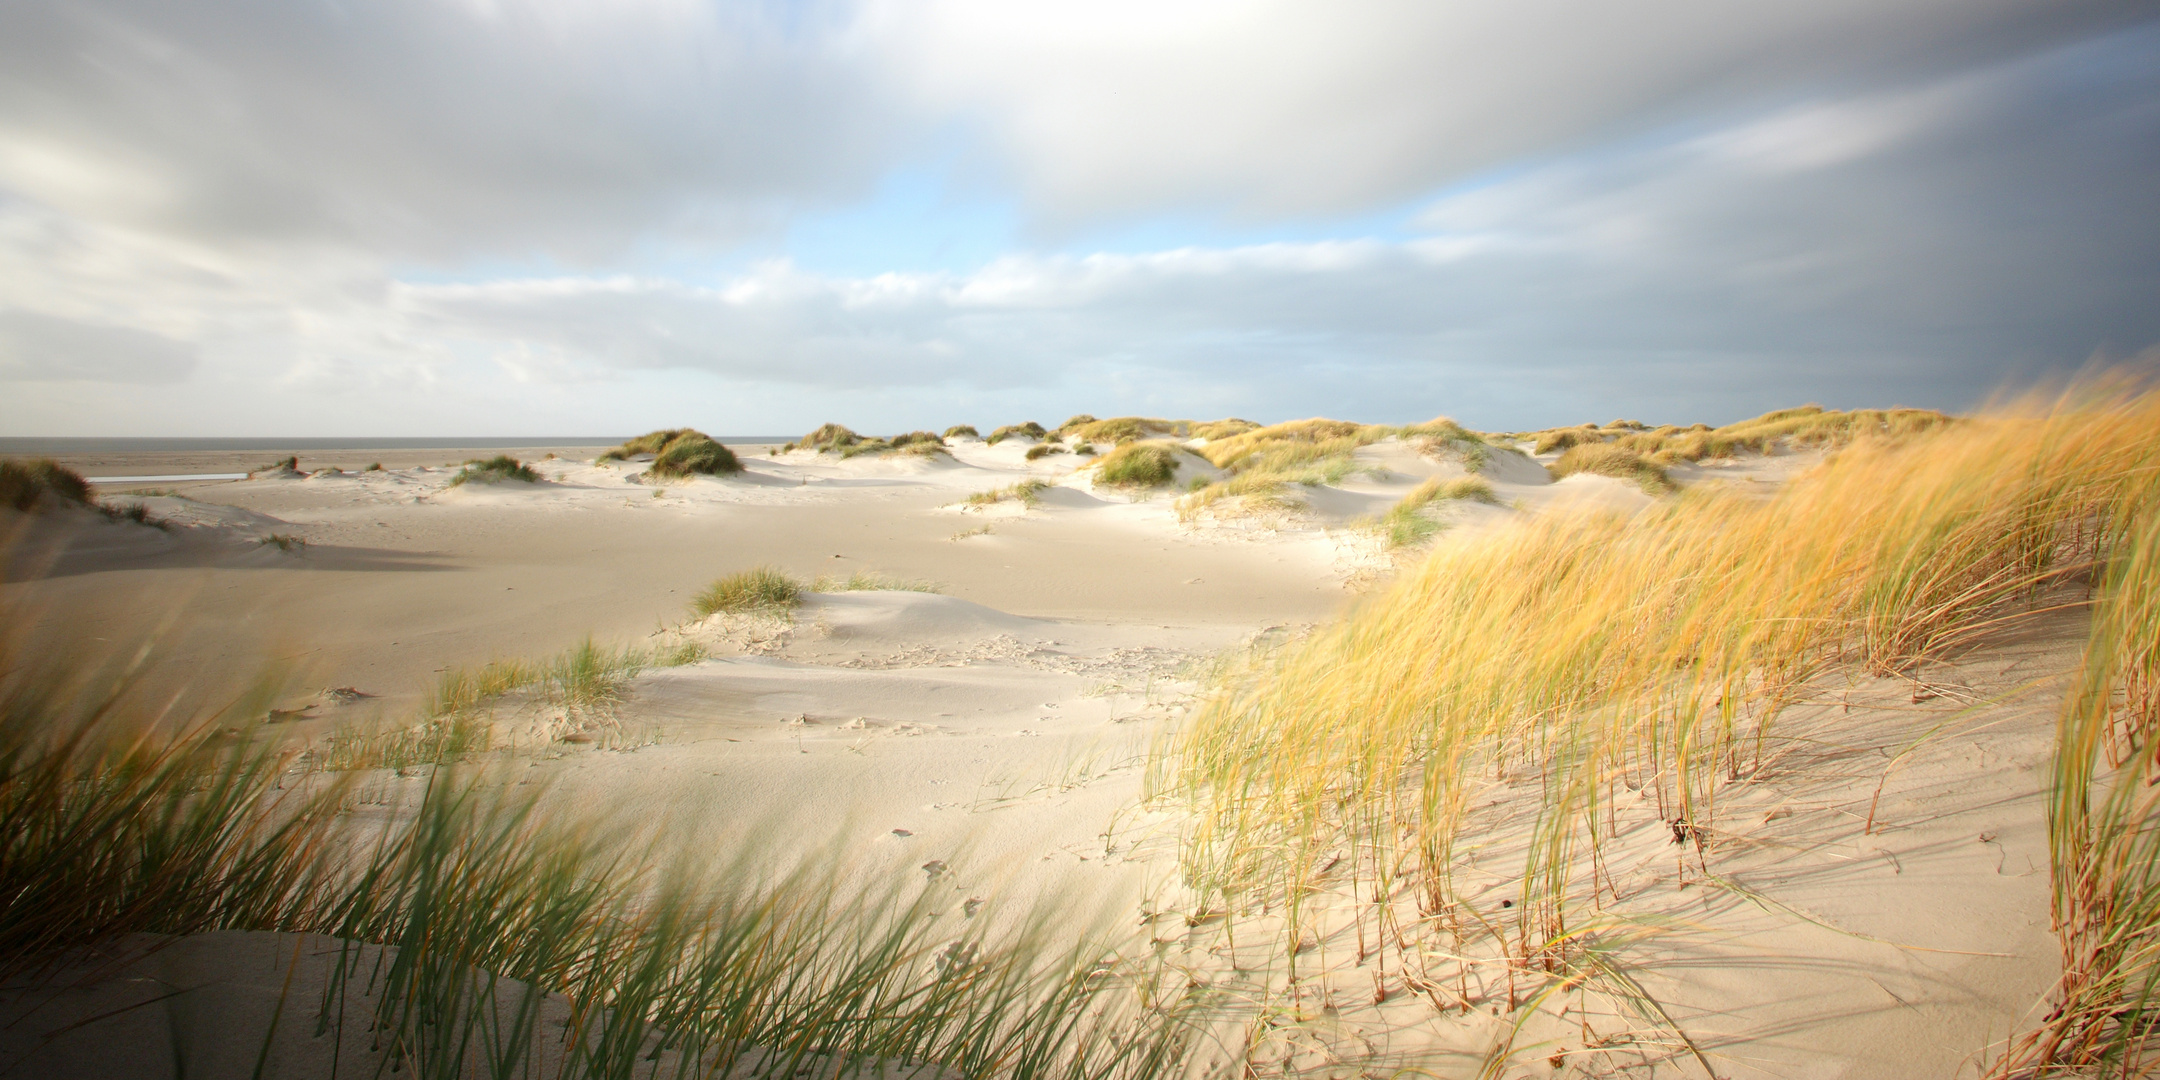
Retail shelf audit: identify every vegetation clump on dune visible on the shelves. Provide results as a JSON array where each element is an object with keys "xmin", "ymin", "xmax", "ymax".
[
  {"xmin": 1179, "ymin": 418, "xmax": 1394, "ymax": 519},
  {"xmin": 0, "ymin": 458, "xmax": 91, "ymax": 511},
  {"xmin": 1519, "ymin": 404, "xmax": 1952, "ymax": 463},
  {"xmin": 1065, "ymin": 416, "xmax": 1185, "ymax": 445},
  {"xmin": 1376, "ymin": 475, "xmax": 1498, "ymax": 547},
  {"xmin": 1188, "ymin": 418, "xmax": 1260, "ymax": 441},
  {"xmin": 943, "ymin": 424, "xmax": 980, "ymax": 439},
  {"xmin": 786, "ymin": 424, "xmax": 946, "ymax": 459},
  {"xmin": 1094, "ymin": 442, "xmax": 1183, "ymax": 487},
  {"xmin": 1546, "ymin": 441, "xmax": 1675, "ymax": 493},
  {"xmin": 1024, "ymin": 443, "xmax": 1066, "ymax": 461},
  {"xmin": 1172, "ymin": 379, "xmax": 2160, "ymax": 1073},
  {"xmin": 448, "ymin": 455, "xmax": 540, "ymax": 486},
  {"xmin": 966, "ymin": 479, "xmax": 1051, "ymax": 508},
  {"xmin": 986, "ymin": 421, "xmax": 1048, "ymax": 445},
  {"xmin": 602, "ymin": 429, "xmax": 743, "ymax": 477},
  {"xmin": 690, "ymin": 565, "xmax": 803, "ymax": 616}
]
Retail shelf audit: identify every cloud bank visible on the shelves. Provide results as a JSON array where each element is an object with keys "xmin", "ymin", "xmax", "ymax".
[{"xmin": 0, "ymin": 0, "xmax": 2154, "ymax": 433}]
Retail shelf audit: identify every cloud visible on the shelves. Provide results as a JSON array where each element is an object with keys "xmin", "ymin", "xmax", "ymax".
[
  {"xmin": 875, "ymin": 0, "xmax": 2154, "ymax": 226},
  {"xmin": 398, "ymin": 28, "xmax": 2160, "ymax": 424},
  {"xmin": 0, "ymin": 308, "xmax": 196, "ymax": 382},
  {"xmin": 0, "ymin": 0, "xmax": 907, "ymax": 261}
]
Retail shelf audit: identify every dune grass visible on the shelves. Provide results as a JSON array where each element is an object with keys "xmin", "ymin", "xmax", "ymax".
[
  {"xmin": 1189, "ymin": 419, "xmax": 1260, "ymax": 442},
  {"xmin": 1066, "ymin": 417, "xmax": 1184, "ymax": 445},
  {"xmin": 1177, "ymin": 419, "xmax": 1397, "ymax": 520},
  {"xmin": 0, "ymin": 636, "xmax": 1211, "ymax": 1079},
  {"xmin": 812, "ymin": 570, "xmax": 942, "ymax": 594},
  {"xmin": 252, "ymin": 455, "xmax": 300, "ymax": 476},
  {"xmin": 449, "ymin": 455, "xmax": 540, "ymax": 486},
  {"xmin": 1166, "ymin": 379, "xmax": 2160, "ymax": 1067},
  {"xmin": 966, "ymin": 479, "xmax": 1051, "ymax": 508},
  {"xmin": 1095, "ymin": 442, "xmax": 1182, "ymax": 487},
  {"xmin": 691, "ymin": 566, "xmax": 804, "ymax": 617},
  {"xmin": 987, "ymin": 422, "xmax": 1048, "ymax": 445},
  {"xmin": 1376, "ymin": 476, "xmax": 1498, "ymax": 547},
  {"xmin": 1024, "ymin": 443, "xmax": 1066, "ymax": 461},
  {"xmin": 1546, "ymin": 442, "xmax": 1675, "ymax": 493},
  {"xmin": 944, "ymin": 424, "xmax": 980, "ymax": 439},
  {"xmin": 0, "ymin": 458, "xmax": 92, "ymax": 511},
  {"xmin": 603, "ymin": 429, "xmax": 744, "ymax": 477},
  {"xmin": 1520, "ymin": 405, "xmax": 1954, "ymax": 465}
]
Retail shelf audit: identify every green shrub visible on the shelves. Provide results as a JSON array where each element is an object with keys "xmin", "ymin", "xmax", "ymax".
[
  {"xmin": 943, "ymin": 425, "xmax": 980, "ymax": 439},
  {"xmin": 691, "ymin": 566, "xmax": 803, "ymax": 616},
  {"xmin": 987, "ymin": 422, "xmax": 1048, "ymax": 445},
  {"xmin": 0, "ymin": 458, "xmax": 91, "ymax": 511},
  {"xmin": 1096, "ymin": 442, "xmax": 1181, "ymax": 487},
  {"xmin": 448, "ymin": 455, "xmax": 540, "ymax": 486}
]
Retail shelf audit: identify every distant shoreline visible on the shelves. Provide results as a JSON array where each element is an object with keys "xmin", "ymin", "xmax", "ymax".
[{"xmin": 0, "ymin": 436, "xmax": 796, "ymax": 454}]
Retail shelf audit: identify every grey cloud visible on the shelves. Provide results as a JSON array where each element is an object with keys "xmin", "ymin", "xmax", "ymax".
[
  {"xmin": 0, "ymin": 0, "xmax": 907, "ymax": 261},
  {"xmin": 884, "ymin": 0, "xmax": 2157, "ymax": 227},
  {"xmin": 404, "ymin": 26, "xmax": 2160, "ymax": 427},
  {"xmin": 0, "ymin": 309, "xmax": 197, "ymax": 382}
]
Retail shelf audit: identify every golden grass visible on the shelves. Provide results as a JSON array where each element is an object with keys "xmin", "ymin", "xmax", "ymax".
[
  {"xmin": 1179, "ymin": 419, "xmax": 1396, "ymax": 521},
  {"xmin": 1095, "ymin": 442, "xmax": 1183, "ymax": 487},
  {"xmin": 1376, "ymin": 476, "xmax": 1498, "ymax": 547},
  {"xmin": 1166, "ymin": 378, "xmax": 2160, "ymax": 1064},
  {"xmin": 1546, "ymin": 442, "xmax": 1674, "ymax": 493}
]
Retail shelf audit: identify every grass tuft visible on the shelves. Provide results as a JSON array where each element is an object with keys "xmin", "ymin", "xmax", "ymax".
[
  {"xmin": 966, "ymin": 479, "xmax": 1051, "ymax": 508},
  {"xmin": 449, "ymin": 455, "xmax": 540, "ymax": 486},
  {"xmin": 690, "ymin": 566, "xmax": 803, "ymax": 617},
  {"xmin": 1094, "ymin": 442, "xmax": 1181, "ymax": 487},
  {"xmin": 603, "ymin": 429, "xmax": 744, "ymax": 477},
  {"xmin": 986, "ymin": 422, "xmax": 1048, "ymax": 445},
  {"xmin": 943, "ymin": 424, "xmax": 980, "ymax": 439},
  {"xmin": 1024, "ymin": 443, "xmax": 1066, "ymax": 461},
  {"xmin": 811, "ymin": 570, "xmax": 942, "ymax": 594},
  {"xmin": 1546, "ymin": 442, "xmax": 1674, "ymax": 493},
  {"xmin": 0, "ymin": 458, "xmax": 91, "ymax": 511}
]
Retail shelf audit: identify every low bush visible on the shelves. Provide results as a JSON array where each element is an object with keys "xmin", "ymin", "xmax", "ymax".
[
  {"xmin": 1096, "ymin": 442, "xmax": 1181, "ymax": 487},
  {"xmin": 691, "ymin": 566, "xmax": 803, "ymax": 616},
  {"xmin": 449, "ymin": 455, "xmax": 540, "ymax": 486},
  {"xmin": 0, "ymin": 458, "xmax": 91, "ymax": 511}
]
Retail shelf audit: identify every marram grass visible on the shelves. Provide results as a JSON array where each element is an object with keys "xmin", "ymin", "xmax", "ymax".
[
  {"xmin": 1165, "ymin": 377, "xmax": 2160, "ymax": 1069},
  {"xmin": 0, "ymin": 631, "xmax": 1218, "ymax": 1079}
]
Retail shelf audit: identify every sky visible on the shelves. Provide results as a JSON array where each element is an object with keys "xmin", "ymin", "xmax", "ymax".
[{"xmin": 1, "ymin": 0, "xmax": 2156, "ymax": 436}]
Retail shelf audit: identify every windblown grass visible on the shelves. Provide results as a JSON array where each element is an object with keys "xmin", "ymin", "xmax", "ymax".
[
  {"xmin": 812, "ymin": 570, "xmax": 942, "ymax": 594},
  {"xmin": 449, "ymin": 455, "xmax": 540, "ymax": 486},
  {"xmin": 1167, "ymin": 378, "xmax": 2160, "ymax": 1066},
  {"xmin": 1375, "ymin": 476, "xmax": 1497, "ymax": 547},
  {"xmin": 966, "ymin": 479, "xmax": 1051, "ymax": 508},
  {"xmin": 987, "ymin": 422, "xmax": 1048, "ymax": 445},
  {"xmin": 1067, "ymin": 417, "xmax": 1184, "ymax": 445},
  {"xmin": 0, "ymin": 459, "xmax": 92, "ymax": 511},
  {"xmin": 0, "ymin": 634, "xmax": 1212, "ymax": 1078},
  {"xmin": 944, "ymin": 425, "xmax": 981, "ymax": 439},
  {"xmin": 603, "ymin": 429, "xmax": 743, "ymax": 477},
  {"xmin": 691, "ymin": 566, "xmax": 804, "ymax": 617},
  {"xmin": 1095, "ymin": 442, "xmax": 1182, "ymax": 487},
  {"xmin": 1024, "ymin": 444, "xmax": 1066, "ymax": 461},
  {"xmin": 1189, "ymin": 419, "xmax": 1260, "ymax": 442},
  {"xmin": 1179, "ymin": 419, "xmax": 1394, "ymax": 520},
  {"xmin": 1546, "ymin": 442, "xmax": 1674, "ymax": 493}
]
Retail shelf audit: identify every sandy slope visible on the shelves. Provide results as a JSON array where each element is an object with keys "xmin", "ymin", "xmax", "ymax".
[{"xmin": 0, "ymin": 435, "xmax": 2063, "ymax": 1078}]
